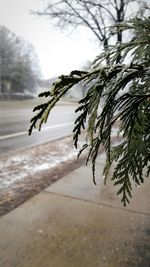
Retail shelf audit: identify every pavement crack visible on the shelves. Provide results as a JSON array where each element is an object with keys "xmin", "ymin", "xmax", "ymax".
[{"xmin": 44, "ymin": 191, "xmax": 150, "ymax": 217}]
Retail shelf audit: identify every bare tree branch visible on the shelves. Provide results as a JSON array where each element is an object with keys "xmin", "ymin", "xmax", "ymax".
[{"xmin": 34, "ymin": 0, "xmax": 146, "ymax": 53}]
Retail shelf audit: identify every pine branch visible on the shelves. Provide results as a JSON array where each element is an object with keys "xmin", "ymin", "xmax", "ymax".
[{"xmin": 29, "ymin": 17, "xmax": 150, "ymax": 206}]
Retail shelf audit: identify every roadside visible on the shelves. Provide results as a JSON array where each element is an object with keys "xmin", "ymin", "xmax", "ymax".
[
  {"xmin": 0, "ymin": 136, "xmax": 86, "ymax": 216},
  {"xmin": 0, "ymin": 131, "xmax": 121, "ymax": 216}
]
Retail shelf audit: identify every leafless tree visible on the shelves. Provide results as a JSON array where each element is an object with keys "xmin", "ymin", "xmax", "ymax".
[
  {"xmin": 0, "ymin": 26, "xmax": 41, "ymax": 97},
  {"xmin": 35, "ymin": 0, "xmax": 147, "ymax": 62},
  {"xmin": 0, "ymin": 26, "xmax": 17, "ymax": 94}
]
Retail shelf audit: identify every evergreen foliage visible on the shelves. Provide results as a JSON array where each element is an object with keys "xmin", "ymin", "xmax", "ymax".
[{"xmin": 29, "ymin": 17, "xmax": 150, "ymax": 206}]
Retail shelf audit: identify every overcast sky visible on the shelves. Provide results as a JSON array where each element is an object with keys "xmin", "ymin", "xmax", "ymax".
[{"xmin": 0, "ymin": 0, "xmax": 100, "ymax": 79}]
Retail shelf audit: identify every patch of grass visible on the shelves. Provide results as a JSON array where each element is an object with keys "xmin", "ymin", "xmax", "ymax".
[
  {"xmin": 0, "ymin": 99, "xmax": 40, "ymax": 109},
  {"xmin": 0, "ymin": 98, "xmax": 78, "ymax": 109}
]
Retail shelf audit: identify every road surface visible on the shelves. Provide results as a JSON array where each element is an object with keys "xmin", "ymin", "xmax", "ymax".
[{"xmin": 0, "ymin": 105, "xmax": 77, "ymax": 155}]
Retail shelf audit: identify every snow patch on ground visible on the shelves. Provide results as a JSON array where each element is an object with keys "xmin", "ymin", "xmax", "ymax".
[
  {"xmin": 0, "ymin": 131, "xmax": 119, "ymax": 190},
  {"xmin": 0, "ymin": 139, "xmax": 84, "ymax": 189}
]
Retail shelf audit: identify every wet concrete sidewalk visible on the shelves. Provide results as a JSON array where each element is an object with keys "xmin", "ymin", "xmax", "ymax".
[{"xmin": 0, "ymin": 154, "xmax": 150, "ymax": 267}]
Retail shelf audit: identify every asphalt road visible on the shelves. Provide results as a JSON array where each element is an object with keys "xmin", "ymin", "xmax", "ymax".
[{"xmin": 0, "ymin": 105, "xmax": 77, "ymax": 155}]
